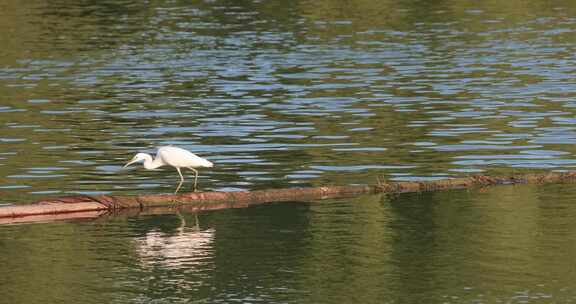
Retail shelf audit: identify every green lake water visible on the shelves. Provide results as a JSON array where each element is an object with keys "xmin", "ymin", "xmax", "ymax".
[{"xmin": 1, "ymin": 0, "xmax": 576, "ymax": 303}]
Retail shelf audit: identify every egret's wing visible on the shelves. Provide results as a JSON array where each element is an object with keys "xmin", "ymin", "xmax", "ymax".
[{"xmin": 157, "ymin": 146, "xmax": 213, "ymax": 168}]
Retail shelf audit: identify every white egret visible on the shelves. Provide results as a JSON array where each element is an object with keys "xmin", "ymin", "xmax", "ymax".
[{"xmin": 123, "ymin": 146, "xmax": 214, "ymax": 193}]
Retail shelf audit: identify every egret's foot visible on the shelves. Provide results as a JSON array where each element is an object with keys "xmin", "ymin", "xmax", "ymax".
[
  {"xmin": 171, "ymin": 198, "xmax": 184, "ymax": 207},
  {"xmin": 376, "ymin": 175, "xmax": 387, "ymax": 186}
]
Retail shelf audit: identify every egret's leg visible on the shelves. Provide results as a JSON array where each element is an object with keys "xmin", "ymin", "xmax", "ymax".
[
  {"xmin": 175, "ymin": 167, "xmax": 185, "ymax": 194},
  {"xmin": 193, "ymin": 212, "xmax": 200, "ymax": 230},
  {"xmin": 176, "ymin": 210, "xmax": 186, "ymax": 231},
  {"xmin": 188, "ymin": 167, "xmax": 199, "ymax": 191}
]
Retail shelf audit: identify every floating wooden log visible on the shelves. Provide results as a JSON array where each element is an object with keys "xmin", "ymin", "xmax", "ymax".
[{"xmin": 1, "ymin": 173, "xmax": 576, "ymax": 223}]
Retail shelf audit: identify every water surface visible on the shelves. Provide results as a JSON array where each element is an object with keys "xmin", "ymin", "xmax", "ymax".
[
  {"xmin": 3, "ymin": 184, "xmax": 576, "ymax": 303},
  {"xmin": 1, "ymin": 0, "xmax": 576, "ymax": 303},
  {"xmin": 1, "ymin": 0, "xmax": 576, "ymax": 200}
]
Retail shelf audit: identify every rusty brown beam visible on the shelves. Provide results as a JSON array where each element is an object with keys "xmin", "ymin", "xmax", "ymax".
[{"xmin": 1, "ymin": 172, "xmax": 575, "ymax": 223}]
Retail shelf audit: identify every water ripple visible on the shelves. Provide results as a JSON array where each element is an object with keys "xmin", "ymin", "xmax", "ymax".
[{"xmin": 0, "ymin": 0, "xmax": 575, "ymax": 201}]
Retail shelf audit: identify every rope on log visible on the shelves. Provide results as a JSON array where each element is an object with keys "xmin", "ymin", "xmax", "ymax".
[{"xmin": 2, "ymin": 172, "xmax": 576, "ymax": 221}]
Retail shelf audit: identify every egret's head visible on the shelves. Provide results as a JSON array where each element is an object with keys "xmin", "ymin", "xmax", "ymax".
[{"xmin": 123, "ymin": 153, "xmax": 149, "ymax": 168}]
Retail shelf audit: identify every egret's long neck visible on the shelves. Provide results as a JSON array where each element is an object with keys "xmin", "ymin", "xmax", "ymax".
[{"xmin": 143, "ymin": 154, "xmax": 165, "ymax": 170}]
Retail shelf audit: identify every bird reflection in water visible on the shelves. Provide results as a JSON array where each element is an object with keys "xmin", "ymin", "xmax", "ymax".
[{"xmin": 134, "ymin": 212, "xmax": 215, "ymax": 269}]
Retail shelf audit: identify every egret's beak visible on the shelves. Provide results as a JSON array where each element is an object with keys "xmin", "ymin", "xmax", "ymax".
[{"xmin": 123, "ymin": 159, "xmax": 138, "ymax": 168}]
